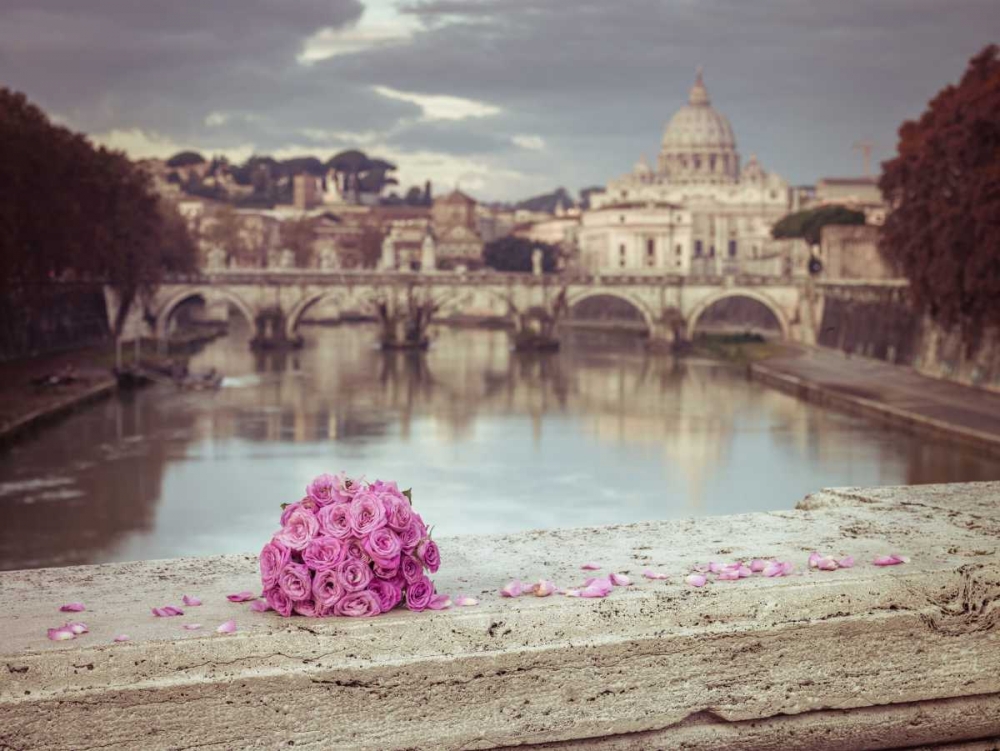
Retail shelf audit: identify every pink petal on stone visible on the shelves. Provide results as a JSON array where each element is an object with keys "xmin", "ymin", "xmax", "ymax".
[
  {"xmin": 838, "ymin": 556, "xmax": 855, "ymax": 569},
  {"xmin": 454, "ymin": 595, "xmax": 479, "ymax": 607},
  {"xmin": 533, "ymin": 580, "xmax": 558, "ymax": 597},
  {"xmin": 609, "ymin": 572, "xmax": 632, "ymax": 586},
  {"xmin": 716, "ymin": 570, "xmax": 740, "ymax": 581},
  {"xmin": 500, "ymin": 580, "xmax": 524, "ymax": 598},
  {"xmin": 692, "ymin": 563, "xmax": 710, "ymax": 573},
  {"xmin": 580, "ymin": 584, "xmax": 610, "ymax": 598},
  {"xmin": 808, "ymin": 552, "xmax": 823, "ymax": 569},
  {"xmin": 113, "ymin": 635, "xmax": 131, "ymax": 643},
  {"xmin": 580, "ymin": 562, "xmax": 601, "ymax": 571},
  {"xmin": 152, "ymin": 606, "xmax": 184, "ymax": 617},
  {"xmin": 47, "ymin": 626, "xmax": 75, "ymax": 641},
  {"xmin": 749, "ymin": 559, "xmax": 767, "ymax": 573},
  {"xmin": 250, "ymin": 600, "xmax": 270, "ymax": 613},
  {"xmin": 182, "ymin": 595, "xmax": 202, "ymax": 607},
  {"xmin": 763, "ymin": 563, "xmax": 784, "ymax": 578},
  {"xmin": 737, "ymin": 566, "xmax": 752, "ymax": 578},
  {"xmin": 216, "ymin": 620, "xmax": 237, "ymax": 634},
  {"xmin": 873, "ymin": 555, "xmax": 904, "ymax": 566},
  {"xmin": 708, "ymin": 562, "xmax": 724, "ymax": 574},
  {"xmin": 642, "ymin": 568, "xmax": 669, "ymax": 580},
  {"xmin": 59, "ymin": 603, "xmax": 85, "ymax": 612},
  {"xmin": 781, "ymin": 561, "xmax": 795, "ymax": 575},
  {"xmin": 226, "ymin": 591, "xmax": 258, "ymax": 602},
  {"xmin": 183, "ymin": 624, "xmax": 202, "ymax": 630},
  {"xmin": 65, "ymin": 622, "xmax": 89, "ymax": 635},
  {"xmin": 563, "ymin": 588, "xmax": 582, "ymax": 597},
  {"xmin": 816, "ymin": 557, "xmax": 839, "ymax": 571},
  {"xmin": 428, "ymin": 594, "xmax": 452, "ymax": 610},
  {"xmin": 685, "ymin": 574, "xmax": 707, "ymax": 588}
]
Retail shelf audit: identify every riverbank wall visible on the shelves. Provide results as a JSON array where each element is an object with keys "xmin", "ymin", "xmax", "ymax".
[
  {"xmin": 2, "ymin": 481, "xmax": 998, "ymax": 750},
  {"xmin": 0, "ymin": 377, "xmax": 117, "ymax": 449},
  {"xmin": 817, "ymin": 281, "xmax": 1000, "ymax": 393}
]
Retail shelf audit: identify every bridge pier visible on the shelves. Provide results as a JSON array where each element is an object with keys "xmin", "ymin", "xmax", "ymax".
[{"xmin": 250, "ymin": 307, "xmax": 301, "ymax": 351}]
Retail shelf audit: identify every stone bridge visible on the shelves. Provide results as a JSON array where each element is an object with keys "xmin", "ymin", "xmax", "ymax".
[{"xmin": 110, "ymin": 270, "xmax": 826, "ymax": 347}]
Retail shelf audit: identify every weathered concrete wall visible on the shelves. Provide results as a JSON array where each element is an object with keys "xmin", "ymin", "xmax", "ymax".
[
  {"xmin": 1, "ymin": 482, "xmax": 999, "ymax": 750},
  {"xmin": 817, "ymin": 282, "xmax": 1000, "ymax": 393}
]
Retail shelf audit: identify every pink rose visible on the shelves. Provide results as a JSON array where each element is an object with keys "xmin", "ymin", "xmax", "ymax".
[
  {"xmin": 383, "ymin": 495, "xmax": 413, "ymax": 532},
  {"xmin": 275, "ymin": 507, "xmax": 319, "ymax": 551},
  {"xmin": 293, "ymin": 599, "xmax": 321, "ymax": 617},
  {"xmin": 278, "ymin": 562, "xmax": 312, "ymax": 601},
  {"xmin": 372, "ymin": 555, "xmax": 400, "ymax": 580},
  {"xmin": 368, "ymin": 578, "xmax": 402, "ymax": 613},
  {"xmin": 280, "ymin": 498, "xmax": 317, "ymax": 525},
  {"xmin": 416, "ymin": 539, "xmax": 441, "ymax": 574},
  {"xmin": 317, "ymin": 503, "xmax": 352, "ymax": 539},
  {"xmin": 260, "ymin": 538, "xmax": 291, "ymax": 590},
  {"xmin": 398, "ymin": 519, "xmax": 424, "ymax": 553},
  {"xmin": 302, "ymin": 536, "xmax": 347, "ymax": 571},
  {"xmin": 337, "ymin": 558, "xmax": 372, "ymax": 593},
  {"xmin": 306, "ymin": 474, "xmax": 340, "ymax": 506},
  {"xmin": 334, "ymin": 590, "xmax": 381, "ymax": 618},
  {"xmin": 349, "ymin": 491, "xmax": 387, "ymax": 536},
  {"xmin": 312, "ymin": 568, "xmax": 344, "ymax": 610},
  {"xmin": 405, "ymin": 576, "xmax": 434, "ymax": 612},
  {"xmin": 364, "ymin": 527, "xmax": 402, "ymax": 564},
  {"xmin": 345, "ymin": 539, "xmax": 370, "ymax": 562},
  {"xmin": 400, "ymin": 554, "xmax": 423, "ymax": 584},
  {"xmin": 265, "ymin": 586, "xmax": 293, "ymax": 617}
]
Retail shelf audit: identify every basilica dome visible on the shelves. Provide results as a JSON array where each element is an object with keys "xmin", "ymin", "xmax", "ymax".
[{"xmin": 658, "ymin": 70, "xmax": 740, "ymax": 183}]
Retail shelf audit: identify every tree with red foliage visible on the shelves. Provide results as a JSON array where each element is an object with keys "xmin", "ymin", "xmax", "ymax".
[{"xmin": 879, "ymin": 45, "xmax": 1000, "ymax": 342}]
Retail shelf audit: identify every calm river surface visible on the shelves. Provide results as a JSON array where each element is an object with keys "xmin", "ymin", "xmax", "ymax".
[{"xmin": 2, "ymin": 324, "xmax": 1000, "ymax": 570}]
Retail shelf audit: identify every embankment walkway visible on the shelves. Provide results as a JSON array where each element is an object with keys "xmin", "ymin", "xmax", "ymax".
[
  {"xmin": 752, "ymin": 346, "xmax": 1000, "ymax": 457},
  {"xmin": 2, "ymin": 482, "xmax": 999, "ymax": 750}
]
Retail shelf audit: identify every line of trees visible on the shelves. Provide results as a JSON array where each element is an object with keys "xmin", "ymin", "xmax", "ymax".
[{"xmin": 0, "ymin": 87, "xmax": 197, "ymax": 337}]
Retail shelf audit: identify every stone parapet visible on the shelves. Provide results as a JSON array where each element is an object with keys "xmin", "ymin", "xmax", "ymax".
[{"xmin": 1, "ymin": 482, "xmax": 998, "ymax": 750}]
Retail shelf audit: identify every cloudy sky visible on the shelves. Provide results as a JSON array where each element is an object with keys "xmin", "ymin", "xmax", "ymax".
[{"xmin": 1, "ymin": 0, "xmax": 997, "ymax": 201}]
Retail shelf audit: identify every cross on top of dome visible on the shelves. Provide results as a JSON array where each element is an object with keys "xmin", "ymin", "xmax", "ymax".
[{"xmin": 689, "ymin": 66, "xmax": 710, "ymax": 106}]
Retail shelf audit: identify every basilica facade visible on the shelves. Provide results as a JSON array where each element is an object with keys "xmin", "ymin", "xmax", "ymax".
[{"xmin": 580, "ymin": 71, "xmax": 794, "ymax": 275}]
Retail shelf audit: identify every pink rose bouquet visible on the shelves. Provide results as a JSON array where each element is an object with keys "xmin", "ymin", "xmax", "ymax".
[{"xmin": 259, "ymin": 473, "xmax": 447, "ymax": 617}]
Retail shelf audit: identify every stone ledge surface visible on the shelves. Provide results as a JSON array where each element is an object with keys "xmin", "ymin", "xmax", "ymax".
[{"xmin": 1, "ymin": 482, "xmax": 999, "ymax": 750}]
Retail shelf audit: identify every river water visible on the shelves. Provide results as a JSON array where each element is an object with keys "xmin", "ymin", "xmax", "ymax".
[{"xmin": 2, "ymin": 324, "xmax": 999, "ymax": 571}]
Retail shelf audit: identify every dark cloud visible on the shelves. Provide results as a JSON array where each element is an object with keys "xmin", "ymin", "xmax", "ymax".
[{"xmin": 1, "ymin": 0, "xmax": 998, "ymax": 199}]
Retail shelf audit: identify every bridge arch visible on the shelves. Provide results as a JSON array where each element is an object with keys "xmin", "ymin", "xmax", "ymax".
[
  {"xmin": 155, "ymin": 287, "xmax": 256, "ymax": 338},
  {"xmin": 566, "ymin": 290, "xmax": 656, "ymax": 334},
  {"xmin": 685, "ymin": 289, "xmax": 789, "ymax": 340},
  {"xmin": 284, "ymin": 288, "xmax": 378, "ymax": 339}
]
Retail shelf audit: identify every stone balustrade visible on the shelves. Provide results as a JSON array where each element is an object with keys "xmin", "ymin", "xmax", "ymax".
[{"xmin": 2, "ymin": 481, "xmax": 997, "ymax": 750}]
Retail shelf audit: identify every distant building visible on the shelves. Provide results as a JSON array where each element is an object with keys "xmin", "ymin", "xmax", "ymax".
[
  {"xmin": 476, "ymin": 205, "xmax": 518, "ymax": 244},
  {"xmin": 814, "ymin": 177, "xmax": 887, "ymax": 225},
  {"xmin": 293, "ymin": 174, "xmax": 323, "ymax": 210},
  {"xmin": 431, "ymin": 190, "xmax": 485, "ymax": 268},
  {"xmin": 820, "ymin": 225, "xmax": 898, "ymax": 280},
  {"xmin": 581, "ymin": 70, "xmax": 793, "ymax": 275}
]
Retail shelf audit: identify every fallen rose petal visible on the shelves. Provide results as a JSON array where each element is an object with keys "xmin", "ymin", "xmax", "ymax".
[
  {"xmin": 716, "ymin": 570, "xmax": 740, "ymax": 581},
  {"xmin": 428, "ymin": 594, "xmax": 452, "ymax": 610},
  {"xmin": 749, "ymin": 559, "xmax": 767, "ymax": 573},
  {"xmin": 532, "ymin": 579, "xmax": 558, "ymax": 597},
  {"xmin": 151, "ymin": 606, "xmax": 185, "ymax": 617},
  {"xmin": 182, "ymin": 595, "xmax": 202, "ymax": 607},
  {"xmin": 113, "ymin": 634, "xmax": 131, "ymax": 643},
  {"xmin": 708, "ymin": 562, "xmax": 724, "ymax": 574},
  {"xmin": 226, "ymin": 591, "xmax": 257, "ymax": 602},
  {"xmin": 837, "ymin": 556, "xmax": 855, "ymax": 569},
  {"xmin": 216, "ymin": 620, "xmax": 237, "ymax": 634},
  {"xmin": 183, "ymin": 624, "xmax": 202, "ymax": 630},
  {"xmin": 692, "ymin": 563, "xmax": 710, "ymax": 573},
  {"xmin": 250, "ymin": 600, "xmax": 271, "ymax": 612},
  {"xmin": 873, "ymin": 554, "xmax": 905, "ymax": 566},
  {"xmin": 59, "ymin": 603, "xmax": 85, "ymax": 612},
  {"xmin": 816, "ymin": 557, "xmax": 839, "ymax": 571},
  {"xmin": 780, "ymin": 561, "xmax": 795, "ymax": 575},
  {"xmin": 808, "ymin": 551, "xmax": 823, "ymax": 569},
  {"xmin": 580, "ymin": 584, "xmax": 610, "ymax": 598},
  {"xmin": 563, "ymin": 588, "xmax": 582, "ymax": 597},
  {"xmin": 892, "ymin": 554, "xmax": 910, "ymax": 564},
  {"xmin": 47, "ymin": 626, "xmax": 75, "ymax": 641},
  {"xmin": 685, "ymin": 574, "xmax": 707, "ymax": 588},
  {"xmin": 65, "ymin": 622, "xmax": 89, "ymax": 635},
  {"xmin": 453, "ymin": 595, "xmax": 479, "ymax": 607},
  {"xmin": 763, "ymin": 563, "xmax": 784, "ymax": 578},
  {"xmin": 737, "ymin": 566, "xmax": 752, "ymax": 578},
  {"xmin": 609, "ymin": 572, "xmax": 632, "ymax": 586},
  {"xmin": 500, "ymin": 580, "xmax": 524, "ymax": 598},
  {"xmin": 642, "ymin": 568, "xmax": 669, "ymax": 580},
  {"xmin": 580, "ymin": 562, "xmax": 601, "ymax": 571}
]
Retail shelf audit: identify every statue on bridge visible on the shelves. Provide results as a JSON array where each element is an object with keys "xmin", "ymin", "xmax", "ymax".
[
  {"xmin": 420, "ymin": 231, "xmax": 437, "ymax": 273},
  {"xmin": 380, "ymin": 233, "xmax": 397, "ymax": 271}
]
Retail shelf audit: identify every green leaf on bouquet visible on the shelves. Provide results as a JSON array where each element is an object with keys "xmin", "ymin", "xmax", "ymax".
[
  {"xmin": 280, "ymin": 502, "xmax": 290, "ymax": 510},
  {"xmin": 402, "ymin": 488, "xmax": 413, "ymax": 504}
]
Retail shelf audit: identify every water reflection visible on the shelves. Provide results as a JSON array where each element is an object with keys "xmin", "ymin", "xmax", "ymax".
[{"xmin": 2, "ymin": 324, "xmax": 999, "ymax": 570}]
